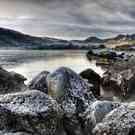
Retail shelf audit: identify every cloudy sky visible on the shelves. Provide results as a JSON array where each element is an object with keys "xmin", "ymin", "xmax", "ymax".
[{"xmin": 0, "ymin": 0, "xmax": 135, "ymax": 40}]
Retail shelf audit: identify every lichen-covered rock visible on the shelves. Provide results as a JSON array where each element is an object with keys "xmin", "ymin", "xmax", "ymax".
[
  {"xmin": 82, "ymin": 100, "xmax": 121, "ymax": 134},
  {"xmin": 47, "ymin": 67, "xmax": 95, "ymax": 103},
  {"xmin": 0, "ymin": 67, "xmax": 26, "ymax": 94},
  {"xmin": 47, "ymin": 67, "xmax": 96, "ymax": 135},
  {"xmin": 28, "ymin": 71, "xmax": 49, "ymax": 93},
  {"xmin": 0, "ymin": 90, "xmax": 63, "ymax": 135},
  {"xmin": 93, "ymin": 102, "xmax": 135, "ymax": 135},
  {"xmin": 80, "ymin": 69, "xmax": 101, "ymax": 98}
]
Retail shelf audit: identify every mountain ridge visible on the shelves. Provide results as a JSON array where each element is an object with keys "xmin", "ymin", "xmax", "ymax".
[{"xmin": 0, "ymin": 27, "xmax": 135, "ymax": 49}]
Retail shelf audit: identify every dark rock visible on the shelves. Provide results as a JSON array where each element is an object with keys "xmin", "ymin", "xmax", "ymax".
[
  {"xmin": 28, "ymin": 71, "xmax": 49, "ymax": 93},
  {"xmin": 93, "ymin": 102, "xmax": 135, "ymax": 135},
  {"xmin": 0, "ymin": 67, "xmax": 26, "ymax": 94},
  {"xmin": 100, "ymin": 72, "xmax": 124, "ymax": 101},
  {"xmin": 84, "ymin": 37, "xmax": 103, "ymax": 43},
  {"xmin": 47, "ymin": 67, "xmax": 96, "ymax": 135},
  {"xmin": 100, "ymin": 63, "xmax": 135, "ymax": 101},
  {"xmin": 87, "ymin": 50, "xmax": 117, "ymax": 60},
  {"xmin": 87, "ymin": 50, "xmax": 130, "ymax": 65},
  {"xmin": 82, "ymin": 100, "xmax": 121, "ymax": 134},
  {"xmin": 80, "ymin": 69, "xmax": 101, "ymax": 98},
  {"xmin": 0, "ymin": 90, "xmax": 63, "ymax": 135}
]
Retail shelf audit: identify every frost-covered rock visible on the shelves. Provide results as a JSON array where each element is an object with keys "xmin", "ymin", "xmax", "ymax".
[
  {"xmin": 47, "ymin": 67, "xmax": 96, "ymax": 135},
  {"xmin": 82, "ymin": 100, "xmax": 121, "ymax": 134},
  {"xmin": 47, "ymin": 67, "xmax": 95, "ymax": 103},
  {"xmin": 0, "ymin": 90, "xmax": 63, "ymax": 135},
  {"xmin": 0, "ymin": 67, "xmax": 26, "ymax": 94},
  {"xmin": 28, "ymin": 71, "xmax": 49, "ymax": 93},
  {"xmin": 93, "ymin": 102, "xmax": 135, "ymax": 135}
]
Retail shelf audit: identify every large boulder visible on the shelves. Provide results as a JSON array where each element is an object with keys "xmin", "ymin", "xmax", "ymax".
[
  {"xmin": 80, "ymin": 69, "xmax": 101, "ymax": 98},
  {"xmin": 100, "ymin": 71, "xmax": 124, "ymax": 101},
  {"xmin": 0, "ymin": 67, "xmax": 26, "ymax": 94},
  {"xmin": 28, "ymin": 71, "xmax": 49, "ymax": 93},
  {"xmin": 0, "ymin": 90, "xmax": 63, "ymax": 135},
  {"xmin": 101, "ymin": 67, "xmax": 135, "ymax": 101},
  {"xmin": 82, "ymin": 100, "xmax": 121, "ymax": 134},
  {"xmin": 47, "ymin": 67, "xmax": 96, "ymax": 103},
  {"xmin": 93, "ymin": 102, "xmax": 135, "ymax": 135},
  {"xmin": 47, "ymin": 67, "xmax": 96, "ymax": 135}
]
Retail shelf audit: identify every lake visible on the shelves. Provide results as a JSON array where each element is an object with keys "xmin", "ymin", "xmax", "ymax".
[{"xmin": 0, "ymin": 50, "xmax": 104, "ymax": 83}]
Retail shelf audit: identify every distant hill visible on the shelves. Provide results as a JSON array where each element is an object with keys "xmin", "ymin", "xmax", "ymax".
[
  {"xmin": 104, "ymin": 34, "xmax": 135, "ymax": 42},
  {"xmin": 0, "ymin": 27, "xmax": 135, "ymax": 49},
  {"xmin": 104, "ymin": 34, "xmax": 135, "ymax": 49},
  {"xmin": 0, "ymin": 27, "xmax": 105, "ymax": 49},
  {"xmin": 0, "ymin": 27, "xmax": 73, "ymax": 49},
  {"xmin": 84, "ymin": 36, "xmax": 104, "ymax": 43}
]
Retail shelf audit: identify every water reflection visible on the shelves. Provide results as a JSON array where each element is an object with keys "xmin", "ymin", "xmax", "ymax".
[{"xmin": 0, "ymin": 50, "xmax": 104, "ymax": 83}]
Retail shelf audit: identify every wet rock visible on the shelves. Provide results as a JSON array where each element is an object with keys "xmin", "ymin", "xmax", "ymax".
[
  {"xmin": 100, "ymin": 65, "xmax": 135, "ymax": 101},
  {"xmin": 80, "ymin": 69, "xmax": 101, "ymax": 98},
  {"xmin": 9, "ymin": 71, "xmax": 27, "ymax": 83},
  {"xmin": 0, "ymin": 90, "xmax": 63, "ymax": 135},
  {"xmin": 87, "ymin": 49, "xmax": 129, "ymax": 61},
  {"xmin": 82, "ymin": 100, "xmax": 121, "ymax": 134},
  {"xmin": 0, "ymin": 67, "xmax": 26, "ymax": 94},
  {"xmin": 93, "ymin": 102, "xmax": 135, "ymax": 135},
  {"xmin": 28, "ymin": 71, "xmax": 49, "ymax": 93},
  {"xmin": 47, "ymin": 67, "xmax": 96, "ymax": 135},
  {"xmin": 100, "ymin": 72, "xmax": 123, "ymax": 101}
]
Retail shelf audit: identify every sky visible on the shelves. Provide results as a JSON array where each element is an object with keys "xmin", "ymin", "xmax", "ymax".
[{"xmin": 0, "ymin": 0, "xmax": 135, "ymax": 40}]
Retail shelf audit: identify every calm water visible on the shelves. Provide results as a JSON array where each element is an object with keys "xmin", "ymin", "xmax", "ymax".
[{"xmin": 0, "ymin": 50, "xmax": 104, "ymax": 83}]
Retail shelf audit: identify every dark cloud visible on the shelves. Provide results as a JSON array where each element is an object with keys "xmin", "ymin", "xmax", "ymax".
[{"xmin": 0, "ymin": 0, "xmax": 135, "ymax": 39}]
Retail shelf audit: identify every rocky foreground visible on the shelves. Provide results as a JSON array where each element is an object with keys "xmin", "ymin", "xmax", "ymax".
[{"xmin": 0, "ymin": 57, "xmax": 135, "ymax": 135}]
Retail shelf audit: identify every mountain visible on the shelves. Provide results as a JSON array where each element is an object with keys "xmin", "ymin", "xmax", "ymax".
[
  {"xmin": 0, "ymin": 27, "xmax": 73, "ymax": 49},
  {"xmin": 104, "ymin": 34, "xmax": 135, "ymax": 42},
  {"xmin": 0, "ymin": 27, "xmax": 105, "ymax": 49},
  {"xmin": 84, "ymin": 36, "xmax": 104, "ymax": 43},
  {"xmin": 103, "ymin": 34, "xmax": 135, "ymax": 49},
  {"xmin": 0, "ymin": 27, "xmax": 135, "ymax": 49}
]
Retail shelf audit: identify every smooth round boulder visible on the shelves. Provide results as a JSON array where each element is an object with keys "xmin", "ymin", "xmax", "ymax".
[
  {"xmin": 80, "ymin": 68, "xmax": 101, "ymax": 98},
  {"xmin": 28, "ymin": 71, "xmax": 49, "ymax": 93}
]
